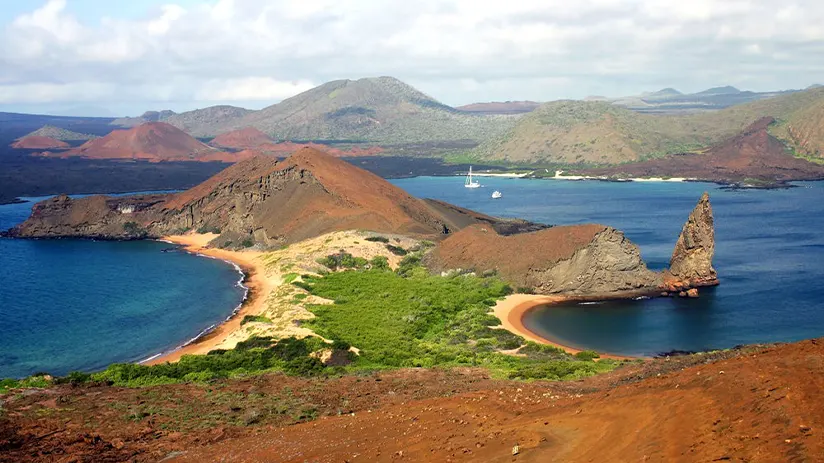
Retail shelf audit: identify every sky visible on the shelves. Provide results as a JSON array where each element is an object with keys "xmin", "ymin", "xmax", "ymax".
[{"xmin": 1, "ymin": 0, "xmax": 823, "ymax": 116}]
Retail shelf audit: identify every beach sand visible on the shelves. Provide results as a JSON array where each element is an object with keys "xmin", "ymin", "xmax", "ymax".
[
  {"xmin": 492, "ymin": 294, "xmax": 636, "ymax": 360},
  {"xmin": 146, "ymin": 233, "xmax": 272, "ymax": 364}
]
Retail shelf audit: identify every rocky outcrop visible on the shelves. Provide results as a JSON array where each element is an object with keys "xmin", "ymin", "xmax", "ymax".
[
  {"xmin": 666, "ymin": 192, "xmax": 719, "ymax": 289},
  {"xmin": 425, "ymin": 224, "xmax": 661, "ymax": 297},
  {"xmin": 7, "ymin": 194, "xmax": 167, "ymax": 240},
  {"xmin": 427, "ymin": 193, "xmax": 717, "ymax": 298}
]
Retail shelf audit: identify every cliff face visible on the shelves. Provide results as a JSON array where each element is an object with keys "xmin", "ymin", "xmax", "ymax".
[
  {"xmin": 667, "ymin": 192, "xmax": 719, "ymax": 288},
  {"xmin": 425, "ymin": 224, "xmax": 661, "ymax": 297},
  {"xmin": 7, "ymin": 194, "xmax": 168, "ymax": 240}
]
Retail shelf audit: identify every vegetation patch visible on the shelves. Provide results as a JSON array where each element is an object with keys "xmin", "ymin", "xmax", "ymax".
[
  {"xmin": 385, "ymin": 244, "xmax": 407, "ymax": 256},
  {"xmin": 364, "ymin": 236, "xmax": 389, "ymax": 243},
  {"xmin": 300, "ymin": 265, "xmax": 618, "ymax": 379},
  {"xmin": 240, "ymin": 315, "xmax": 273, "ymax": 326}
]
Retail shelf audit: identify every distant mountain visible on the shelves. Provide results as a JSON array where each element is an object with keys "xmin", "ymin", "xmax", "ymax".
[
  {"xmin": 145, "ymin": 77, "xmax": 517, "ymax": 144},
  {"xmin": 694, "ymin": 86, "xmax": 741, "ymax": 96},
  {"xmin": 21, "ymin": 125, "xmax": 96, "ymax": 141},
  {"xmin": 578, "ymin": 117, "xmax": 824, "ymax": 184},
  {"xmin": 455, "ymin": 101, "xmax": 541, "ymax": 115},
  {"xmin": 111, "ymin": 110, "xmax": 177, "ymax": 128},
  {"xmin": 47, "ymin": 122, "xmax": 241, "ymax": 162},
  {"xmin": 473, "ymin": 86, "xmax": 824, "ymax": 166},
  {"xmin": 163, "ymin": 106, "xmax": 253, "ymax": 135},
  {"xmin": 610, "ymin": 84, "xmax": 805, "ymax": 113}
]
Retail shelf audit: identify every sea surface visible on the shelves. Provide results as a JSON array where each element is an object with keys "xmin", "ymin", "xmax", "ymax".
[
  {"xmin": 0, "ymin": 195, "xmax": 246, "ymax": 379},
  {"xmin": 391, "ymin": 176, "xmax": 824, "ymax": 357}
]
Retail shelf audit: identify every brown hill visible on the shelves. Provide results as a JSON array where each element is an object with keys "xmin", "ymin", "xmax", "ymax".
[
  {"xmin": 9, "ymin": 147, "xmax": 539, "ymax": 247},
  {"xmin": 209, "ymin": 127, "xmax": 275, "ymax": 150},
  {"xmin": 578, "ymin": 117, "xmax": 824, "ymax": 184},
  {"xmin": 10, "ymin": 136, "xmax": 69, "ymax": 150},
  {"xmin": 49, "ymin": 122, "xmax": 229, "ymax": 162}
]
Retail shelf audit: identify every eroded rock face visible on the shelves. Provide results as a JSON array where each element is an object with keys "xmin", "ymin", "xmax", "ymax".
[
  {"xmin": 426, "ymin": 224, "xmax": 661, "ymax": 297},
  {"xmin": 668, "ymin": 192, "xmax": 718, "ymax": 288},
  {"xmin": 533, "ymin": 228, "xmax": 661, "ymax": 295}
]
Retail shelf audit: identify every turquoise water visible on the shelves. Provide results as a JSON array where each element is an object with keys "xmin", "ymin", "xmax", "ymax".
[
  {"xmin": 391, "ymin": 176, "xmax": 824, "ymax": 356},
  {"xmin": 0, "ymin": 196, "xmax": 246, "ymax": 378}
]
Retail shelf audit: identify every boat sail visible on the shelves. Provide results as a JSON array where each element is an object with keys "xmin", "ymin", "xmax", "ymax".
[
  {"xmin": 491, "ymin": 190, "xmax": 502, "ymax": 199},
  {"xmin": 464, "ymin": 166, "xmax": 481, "ymax": 188}
]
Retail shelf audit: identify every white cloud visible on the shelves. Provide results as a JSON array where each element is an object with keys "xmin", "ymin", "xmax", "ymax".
[
  {"xmin": 197, "ymin": 78, "xmax": 316, "ymax": 101},
  {"xmin": 1, "ymin": 0, "xmax": 823, "ymax": 113}
]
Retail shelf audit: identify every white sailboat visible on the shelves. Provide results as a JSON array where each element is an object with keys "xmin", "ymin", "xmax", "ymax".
[
  {"xmin": 491, "ymin": 190, "xmax": 502, "ymax": 199},
  {"xmin": 464, "ymin": 166, "xmax": 481, "ymax": 188}
]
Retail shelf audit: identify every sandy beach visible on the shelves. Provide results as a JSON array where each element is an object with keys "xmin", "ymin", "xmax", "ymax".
[
  {"xmin": 492, "ymin": 294, "xmax": 636, "ymax": 360},
  {"xmin": 145, "ymin": 233, "xmax": 272, "ymax": 364}
]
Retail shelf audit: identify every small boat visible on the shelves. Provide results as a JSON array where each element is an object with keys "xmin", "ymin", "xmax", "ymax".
[
  {"xmin": 464, "ymin": 166, "xmax": 481, "ymax": 188},
  {"xmin": 491, "ymin": 190, "xmax": 502, "ymax": 199}
]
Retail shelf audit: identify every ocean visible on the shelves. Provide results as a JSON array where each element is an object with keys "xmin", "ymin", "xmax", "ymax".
[
  {"xmin": 0, "ymin": 196, "xmax": 246, "ymax": 379},
  {"xmin": 391, "ymin": 176, "xmax": 824, "ymax": 357}
]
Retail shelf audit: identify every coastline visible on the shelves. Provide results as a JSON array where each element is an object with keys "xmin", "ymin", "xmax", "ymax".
[
  {"xmin": 492, "ymin": 294, "xmax": 637, "ymax": 361},
  {"xmin": 144, "ymin": 233, "xmax": 272, "ymax": 365}
]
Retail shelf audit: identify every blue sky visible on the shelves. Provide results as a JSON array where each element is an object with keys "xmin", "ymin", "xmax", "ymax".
[{"xmin": 1, "ymin": 0, "xmax": 823, "ymax": 116}]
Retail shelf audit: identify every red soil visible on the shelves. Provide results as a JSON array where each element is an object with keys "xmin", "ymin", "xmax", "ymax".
[
  {"xmin": 5, "ymin": 339, "xmax": 819, "ymax": 462},
  {"xmin": 171, "ymin": 339, "xmax": 824, "ymax": 462},
  {"xmin": 10, "ymin": 136, "xmax": 70, "ymax": 150},
  {"xmin": 45, "ymin": 122, "xmax": 234, "ymax": 162},
  {"xmin": 209, "ymin": 127, "xmax": 275, "ymax": 150}
]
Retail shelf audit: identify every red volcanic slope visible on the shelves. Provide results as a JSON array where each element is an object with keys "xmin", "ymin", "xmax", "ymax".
[
  {"xmin": 49, "ymin": 122, "xmax": 235, "ymax": 162},
  {"xmin": 210, "ymin": 127, "xmax": 275, "ymax": 150},
  {"xmin": 11, "ymin": 136, "xmax": 70, "ymax": 150}
]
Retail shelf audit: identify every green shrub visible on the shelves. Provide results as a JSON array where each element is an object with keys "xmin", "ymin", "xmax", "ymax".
[
  {"xmin": 385, "ymin": 244, "xmax": 407, "ymax": 256},
  {"xmin": 365, "ymin": 236, "xmax": 389, "ymax": 243},
  {"xmin": 574, "ymin": 350, "xmax": 601, "ymax": 361},
  {"xmin": 240, "ymin": 315, "xmax": 273, "ymax": 325},
  {"xmin": 196, "ymin": 225, "xmax": 221, "ymax": 234},
  {"xmin": 283, "ymin": 273, "xmax": 299, "ymax": 284},
  {"xmin": 369, "ymin": 256, "xmax": 390, "ymax": 270},
  {"xmin": 241, "ymin": 239, "xmax": 254, "ymax": 248}
]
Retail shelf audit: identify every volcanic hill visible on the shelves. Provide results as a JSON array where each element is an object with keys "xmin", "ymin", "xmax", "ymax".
[
  {"xmin": 577, "ymin": 117, "xmax": 824, "ymax": 184},
  {"xmin": 8, "ymin": 147, "xmax": 542, "ymax": 247},
  {"xmin": 18, "ymin": 125, "xmax": 96, "ymax": 142},
  {"xmin": 45, "ymin": 122, "xmax": 238, "ymax": 162},
  {"xmin": 159, "ymin": 77, "xmax": 517, "ymax": 143},
  {"xmin": 10, "ymin": 135, "xmax": 69, "ymax": 150}
]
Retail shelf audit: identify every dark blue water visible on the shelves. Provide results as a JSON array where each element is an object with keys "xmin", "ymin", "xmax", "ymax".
[
  {"xmin": 390, "ymin": 176, "xmax": 824, "ymax": 356},
  {"xmin": 0, "ymin": 196, "xmax": 246, "ymax": 378}
]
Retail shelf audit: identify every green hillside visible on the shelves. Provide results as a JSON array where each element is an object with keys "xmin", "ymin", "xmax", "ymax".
[{"xmin": 473, "ymin": 87, "xmax": 824, "ymax": 165}]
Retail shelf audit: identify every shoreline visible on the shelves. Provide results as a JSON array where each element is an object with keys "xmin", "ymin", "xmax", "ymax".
[
  {"xmin": 492, "ymin": 294, "xmax": 637, "ymax": 361},
  {"xmin": 144, "ymin": 234, "xmax": 271, "ymax": 365}
]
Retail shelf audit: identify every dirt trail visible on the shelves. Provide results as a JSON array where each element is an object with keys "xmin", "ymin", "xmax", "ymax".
[{"xmin": 171, "ymin": 339, "xmax": 824, "ymax": 462}]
